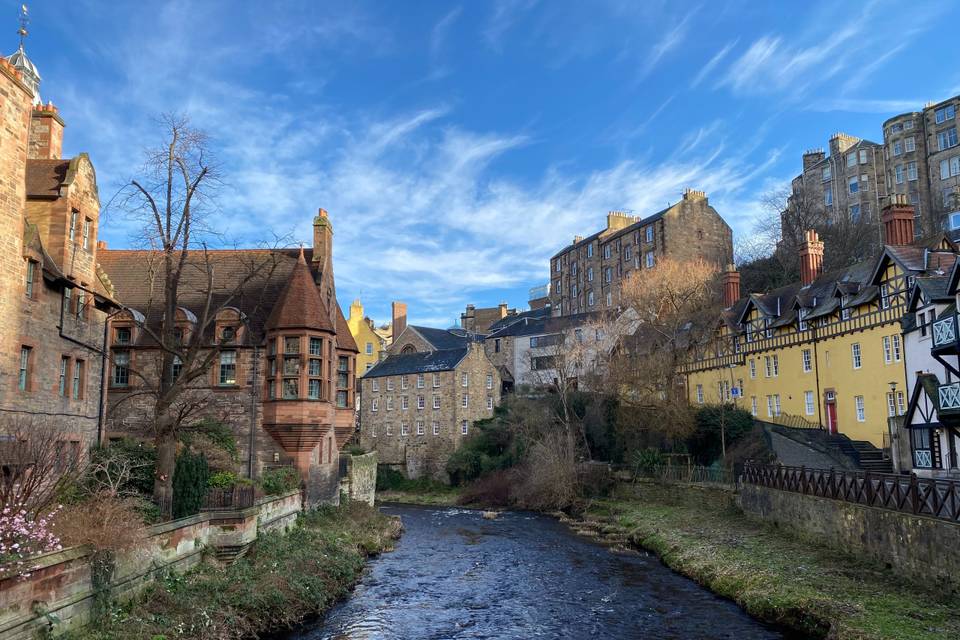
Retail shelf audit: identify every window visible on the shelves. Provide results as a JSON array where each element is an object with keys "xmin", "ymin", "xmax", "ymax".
[
  {"xmin": 219, "ymin": 351, "xmax": 237, "ymax": 386},
  {"xmin": 772, "ymin": 355, "xmax": 778, "ymax": 376},
  {"xmin": 855, "ymin": 395, "xmax": 866, "ymax": 422},
  {"xmin": 696, "ymin": 384, "xmax": 704, "ymax": 404},
  {"xmin": 879, "ymin": 284, "xmax": 890, "ymax": 309},
  {"xmin": 487, "ymin": 396, "xmax": 493, "ymax": 410},
  {"xmin": 798, "ymin": 308, "xmax": 808, "ymax": 331},
  {"xmin": 764, "ymin": 355, "xmax": 778, "ymax": 377},
  {"xmin": 887, "ymin": 392, "xmax": 897, "ymax": 418},
  {"xmin": 604, "ymin": 267, "xmax": 612, "ymax": 283},
  {"xmin": 850, "ymin": 204, "xmax": 860, "ymax": 222},
  {"xmin": 283, "ymin": 355, "xmax": 299, "ymax": 376},
  {"xmin": 387, "ymin": 378, "xmax": 394, "ymax": 391},
  {"xmin": 895, "ymin": 165, "xmax": 904, "ymax": 184},
  {"xmin": 824, "ymin": 188, "xmax": 833, "ymax": 206},
  {"xmin": 892, "ymin": 334, "xmax": 901, "ymax": 362},
  {"xmin": 336, "ymin": 357, "xmax": 349, "ymax": 407},
  {"xmin": 773, "ymin": 394, "xmax": 781, "ymax": 416},
  {"xmin": 603, "ymin": 245, "xmax": 611, "ymax": 259},
  {"xmin": 59, "ymin": 356, "xmax": 69, "ymax": 396},
  {"xmin": 587, "ymin": 243, "xmax": 593, "ymax": 257},
  {"xmin": 494, "ymin": 338, "xmax": 501, "ymax": 353},
  {"xmin": 416, "ymin": 421, "xmax": 424, "ymax": 435},
  {"xmin": 645, "ymin": 251, "xmax": 655, "ymax": 268},
  {"xmin": 936, "ymin": 104, "xmax": 956, "ymax": 124},
  {"xmin": 751, "ymin": 396, "xmax": 758, "ymax": 416},
  {"xmin": 851, "ymin": 343, "xmax": 862, "ymax": 369},
  {"xmin": 802, "ymin": 349, "xmax": 812, "ymax": 372},
  {"xmin": 571, "ymin": 261, "xmax": 577, "ymax": 277},
  {"xmin": 386, "ymin": 397, "xmax": 394, "ymax": 411},
  {"xmin": 82, "ymin": 218, "xmax": 91, "ymax": 250},
  {"xmin": 308, "ymin": 379, "xmax": 321, "ymax": 399},
  {"xmin": 63, "ymin": 287, "xmax": 72, "ymax": 315},
  {"xmin": 645, "ymin": 226, "xmax": 654, "ymax": 243},
  {"xmin": 587, "ymin": 291, "xmax": 595, "ymax": 306},
  {"xmin": 433, "ymin": 373, "xmax": 440, "ymax": 388},
  {"xmin": 372, "ymin": 398, "xmax": 379, "ymax": 412},
  {"xmin": 115, "ymin": 327, "xmax": 131, "ymax": 345},
  {"xmin": 606, "ymin": 292, "xmax": 612, "ymax": 307},
  {"xmin": 401, "ymin": 395, "xmax": 409, "ymax": 410},
  {"xmin": 371, "ymin": 425, "xmax": 377, "ymax": 437},
  {"xmin": 25, "ymin": 259, "xmax": 36, "ymax": 298},
  {"xmin": 848, "ymin": 176, "xmax": 859, "ymax": 193},
  {"xmin": 940, "ymin": 156, "xmax": 960, "ymax": 179},
  {"xmin": 893, "ymin": 140, "xmax": 902, "ymax": 156},
  {"xmin": 461, "ymin": 373, "xmax": 469, "ymax": 387},
  {"xmin": 461, "ymin": 393, "xmax": 469, "ymax": 408},
  {"xmin": 366, "ymin": 342, "xmax": 373, "ymax": 355},
  {"xmin": 748, "ymin": 359, "xmax": 756, "ymax": 379},
  {"xmin": 587, "ymin": 267, "xmax": 594, "ymax": 282},
  {"xmin": 309, "ymin": 337, "xmax": 322, "ymax": 355},
  {"xmin": 113, "ymin": 351, "xmax": 129, "ymax": 387},
  {"xmin": 486, "ymin": 374, "xmax": 493, "ymax": 390},
  {"xmin": 417, "ymin": 395, "xmax": 425, "ymax": 410},
  {"xmin": 897, "ymin": 391, "xmax": 906, "ymax": 415},
  {"xmin": 72, "ymin": 360, "xmax": 84, "ymax": 399},
  {"xmin": 822, "ymin": 165, "xmax": 831, "ymax": 181},
  {"xmin": 284, "ymin": 336, "xmax": 300, "ymax": 353},
  {"xmin": 804, "ymin": 391, "xmax": 814, "ymax": 416},
  {"xmin": 308, "ymin": 358, "xmax": 321, "ymax": 376},
  {"xmin": 908, "ymin": 161, "xmax": 917, "ymax": 181},
  {"xmin": 69, "ymin": 210, "xmax": 77, "ymax": 243},
  {"xmin": 766, "ymin": 395, "xmax": 773, "ymax": 417},
  {"xmin": 432, "ymin": 421, "xmax": 440, "ymax": 435},
  {"xmin": 417, "ymin": 373, "xmax": 425, "ymax": 388},
  {"xmin": 905, "ymin": 136, "xmax": 916, "ymax": 152},
  {"xmin": 461, "ymin": 420, "xmax": 469, "ymax": 435},
  {"xmin": 401, "ymin": 375, "xmax": 408, "ymax": 390},
  {"xmin": 859, "ymin": 149, "xmax": 868, "ymax": 164},
  {"xmin": 624, "ymin": 246, "xmax": 632, "ymax": 261},
  {"xmin": 372, "ymin": 379, "xmax": 379, "ymax": 392},
  {"xmin": 846, "ymin": 152, "xmax": 856, "ymax": 168},
  {"xmin": 433, "ymin": 395, "xmax": 440, "ymax": 409},
  {"xmin": 938, "ymin": 127, "xmax": 958, "ymax": 151},
  {"xmin": 386, "ymin": 424, "xmax": 393, "ymax": 436},
  {"xmin": 401, "ymin": 423, "xmax": 409, "ymax": 436}
]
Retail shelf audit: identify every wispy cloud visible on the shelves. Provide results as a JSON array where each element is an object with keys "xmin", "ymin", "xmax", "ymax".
[
  {"xmin": 640, "ymin": 9, "xmax": 696, "ymax": 78},
  {"xmin": 484, "ymin": 0, "xmax": 539, "ymax": 52},
  {"xmin": 428, "ymin": 7, "xmax": 462, "ymax": 79},
  {"xmin": 806, "ymin": 98, "xmax": 924, "ymax": 114},
  {"xmin": 690, "ymin": 39, "xmax": 738, "ymax": 89}
]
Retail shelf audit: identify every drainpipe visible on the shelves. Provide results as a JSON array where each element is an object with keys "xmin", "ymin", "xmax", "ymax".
[
  {"xmin": 812, "ymin": 324, "xmax": 823, "ymax": 429},
  {"xmin": 248, "ymin": 337, "xmax": 260, "ymax": 480},
  {"xmin": 97, "ymin": 307, "xmax": 124, "ymax": 446}
]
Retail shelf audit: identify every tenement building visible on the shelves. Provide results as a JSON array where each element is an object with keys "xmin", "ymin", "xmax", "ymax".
[
  {"xmin": 549, "ymin": 189, "xmax": 732, "ymax": 316},
  {"xmin": 685, "ymin": 196, "xmax": 954, "ymax": 449},
  {"xmin": 358, "ymin": 323, "xmax": 501, "ymax": 480},
  {"xmin": 347, "ymin": 298, "xmax": 388, "ymax": 375},
  {"xmin": 0, "ymin": 38, "xmax": 118, "ymax": 457},
  {"xmin": 99, "ymin": 210, "xmax": 358, "ymax": 504}
]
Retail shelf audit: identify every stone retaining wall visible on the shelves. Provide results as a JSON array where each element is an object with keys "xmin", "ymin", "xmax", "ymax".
[
  {"xmin": 339, "ymin": 452, "xmax": 377, "ymax": 506},
  {"xmin": 738, "ymin": 483, "xmax": 960, "ymax": 592},
  {"xmin": 0, "ymin": 491, "xmax": 302, "ymax": 639}
]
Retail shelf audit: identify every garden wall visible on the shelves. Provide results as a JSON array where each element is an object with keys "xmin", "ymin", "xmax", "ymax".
[
  {"xmin": 339, "ymin": 452, "xmax": 377, "ymax": 506},
  {"xmin": 738, "ymin": 484, "xmax": 960, "ymax": 592},
  {"xmin": 0, "ymin": 491, "xmax": 302, "ymax": 639}
]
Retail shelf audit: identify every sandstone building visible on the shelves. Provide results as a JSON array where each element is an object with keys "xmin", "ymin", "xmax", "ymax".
[
  {"xmin": 548, "ymin": 189, "xmax": 732, "ymax": 316},
  {"xmin": 347, "ymin": 299, "xmax": 388, "ymax": 375},
  {"xmin": 0, "ymin": 39, "xmax": 117, "ymax": 459},
  {"xmin": 460, "ymin": 302, "xmax": 518, "ymax": 334},
  {"xmin": 358, "ymin": 323, "xmax": 501, "ymax": 480},
  {"xmin": 99, "ymin": 210, "xmax": 358, "ymax": 504}
]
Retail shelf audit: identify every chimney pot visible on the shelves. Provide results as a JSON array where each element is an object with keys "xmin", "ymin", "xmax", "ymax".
[
  {"xmin": 721, "ymin": 264, "xmax": 741, "ymax": 308},
  {"xmin": 799, "ymin": 230, "xmax": 824, "ymax": 287},
  {"xmin": 881, "ymin": 198, "xmax": 916, "ymax": 246}
]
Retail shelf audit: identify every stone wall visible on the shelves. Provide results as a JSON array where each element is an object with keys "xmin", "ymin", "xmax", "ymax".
[
  {"xmin": 339, "ymin": 452, "xmax": 377, "ymax": 505},
  {"xmin": 738, "ymin": 483, "xmax": 960, "ymax": 591},
  {"xmin": 0, "ymin": 491, "xmax": 301, "ymax": 639}
]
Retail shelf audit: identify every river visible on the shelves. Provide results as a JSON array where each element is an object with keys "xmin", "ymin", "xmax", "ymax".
[{"xmin": 288, "ymin": 504, "xmax": 784, "ymax": 640}]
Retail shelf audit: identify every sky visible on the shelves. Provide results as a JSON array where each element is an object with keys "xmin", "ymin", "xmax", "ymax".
[{"xmin": 15, "ymin": 0, "xmax": 960, "ymax": 328}]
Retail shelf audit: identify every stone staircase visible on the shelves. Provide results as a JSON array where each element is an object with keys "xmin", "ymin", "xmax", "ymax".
[
  {"xmin": 761, "ymin": 423, "xmax": 893, "ymax": 473},
  {"xmin": 842, "ymin": 439, "xmax": 894, "ymax": 473}
]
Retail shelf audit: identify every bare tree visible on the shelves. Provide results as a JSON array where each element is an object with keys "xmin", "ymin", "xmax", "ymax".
[
  {"xmin": 0, "ymin": 417, "xmax": 83, "ymax": 517},
  {"xmin": 113, "ymin": 115, "xmax": 282, "ymax": 517}
]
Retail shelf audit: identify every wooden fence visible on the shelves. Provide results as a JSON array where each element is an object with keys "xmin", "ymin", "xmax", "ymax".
[
  {"xmin": 201, "ymin": 485, "xmax": 257, "ymax": 510},
  {"xmin": 741, "ymin": 463, "xmax": 960, "ymax": 524}
]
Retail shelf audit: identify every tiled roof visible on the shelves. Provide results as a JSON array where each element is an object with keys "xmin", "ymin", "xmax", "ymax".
[
  {"xmin": 265, "ymin": 250, "xmax": 334, "ymax": 333},
  {"xmin": 25, "ymin": 159, "xmax": 68, "ymax": 198},
  {"xmin": 409, "ymin": 326, "xmax": 478, "ymax": 350},
  {"xmin": 364, "ymin": 348, "xmax": 468, "ymax": 378},
  {"xmin": 99, "ymin": 247, "xmax": 352, "ymax": 347},
  {"xmin": 486, "ymin": 306, "xmax": 551, "ymax": 332},
  {"xmin": 486, "ymin": 311, "xmax": 601, "ymax": 339}
]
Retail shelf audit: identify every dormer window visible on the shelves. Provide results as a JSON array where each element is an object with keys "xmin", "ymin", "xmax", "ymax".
[
  {"xmin": 798, "ymin": 308, "xmax": 808, "ymax": 331},
  {"xmin": 116, "ymin": 327, "xmax": 131, "ymax": 345},
  {"xmin": 880, "ymin": 284, "xmax": 890, "ymax": 310},
  {"xmin": 764, "ymin": 318, "xmax": 773, "ymax": 338},
  {"xmin": 221, "ymin": 326, "xmax": 236, "ymax": 342}
]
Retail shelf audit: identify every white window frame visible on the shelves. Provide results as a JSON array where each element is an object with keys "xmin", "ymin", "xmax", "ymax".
[
  {"xmin": 696, "ymin": 384, "xmax": 704, "ymax": 404},
  {"xmin": 804, "ymin": 391, "xmax": 815, "ymax": 416},
  {"xmin": 855, "ymin": 395, "xmax": 866, "ymax": 422},
  {"xmin": 802, "ymin": 349, "xmax": 812, "ymax": 373},
  {"xmin": 852, "ymin": 343, "xmax": 862, "ymax": 369}
]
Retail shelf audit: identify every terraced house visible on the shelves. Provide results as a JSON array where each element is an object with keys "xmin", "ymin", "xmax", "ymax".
[{"xmin": 685, "ymin": 197, "xmax": 956, "ymax": 450}]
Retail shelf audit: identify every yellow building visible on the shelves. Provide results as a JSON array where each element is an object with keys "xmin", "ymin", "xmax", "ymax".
[
  {"xmin": 685, "ymin": 200, "xmax": 956, "ymax": 447},
  {"xmin": 347, "ymin": 299, "xmax": 387, "ymax": 376}
]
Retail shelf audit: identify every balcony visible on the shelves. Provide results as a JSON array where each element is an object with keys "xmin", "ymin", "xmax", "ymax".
[
  {"xmin": 932, "ymin": 313, "xmax": 958, "ymax": 351},
  {"xmin": 529, "ymin": 283, "xmax": 550, "ymax": 301},
  {"xmin": 939, "ymin": 381, "xmax": 960, "ymax": 414}
]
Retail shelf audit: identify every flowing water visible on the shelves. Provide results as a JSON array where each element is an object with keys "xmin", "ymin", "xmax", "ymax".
[{"xmin": 287, "ymin": 504, "xmax": 784, "ymax": 640}]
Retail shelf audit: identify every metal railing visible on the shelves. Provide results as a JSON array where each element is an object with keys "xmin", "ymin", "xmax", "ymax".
[
  {"xmin": 742, "ymin": 463, "xmax": 960, "ymax": 524},
  {"xmin": 201, "ymin": 485, "xmax": 256, "ymax": 510},
  {"xmin": 637, "ymin": 464, "xmax": 735, "ymax": 487}
]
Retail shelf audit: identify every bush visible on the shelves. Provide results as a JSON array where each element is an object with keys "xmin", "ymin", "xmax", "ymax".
[
  {"xmin": 458, "ymin": 470, "xmax": 514, "ymax": 507},
  {"xmin": 346, "ymin": 445, "xmax": 366, "ymax": 456},
  {"xmin": 444, "ymin": 416, "xmax": 521, "ymax": 486},
  {"xmin": 87, "ymin": 439, "xmax": 156, "ymax": 497},
  {"xmin": 688, "ymin": 405, "xmax": 755, "ymax": 466},
  {"xmin": 172, "ymin": 451, "xmax": 210, "ymax": 519},
  {"xmin": 207, "ymin": 471, "xmax": 252, "ymax": 489},
  {"xmin": 258, "ymin": 467, "xmax": 300, "ymax": 495}
]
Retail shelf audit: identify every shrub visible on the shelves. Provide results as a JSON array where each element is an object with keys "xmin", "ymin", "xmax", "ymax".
[
  {"xmin": 444, "ymin": 416, "xmax": 521, "ymax": 486},
  {"xmin": 688, "ymin": 405, "xmax": 755, "ymax": 466},
  {"xmin": 458, "ymin": 470, "xmax": 514, "ymax": 507},
  {"xmin": 0, "ymin": 505, "xmax": 62, "ymax": 579},
  {"xmin": 258, "ymin": 467, "xmax": 300, "ymax": 495},
  {"xmin": 53, "ymin": 494, "xmax": 147, "ymax": 553},
  {"xmin": 632, "ymin": 448, "xmax": 665, "ymax": 476},
  {"xmin": 172, "ymin": 451, "xmax": 209, "ymax": 519},
  {"xmin": 511, "ymin": 431, "xmax": 579, "ymax": 512},
  {"xmin": 207, "ymin": 471, "xmax": 253, "ymax": 489},
  {"xmin": 346, "ymin": 444, "xmax": 366, "ymax": 456},
  {"xmin": 87, "ymin": 439, "xmax": 156, "ymax": 498}
]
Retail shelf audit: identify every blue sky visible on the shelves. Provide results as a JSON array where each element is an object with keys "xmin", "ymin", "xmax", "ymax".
[{"xmin": 16, "ymin": 0, "xmax": 960, "ymax": 328}]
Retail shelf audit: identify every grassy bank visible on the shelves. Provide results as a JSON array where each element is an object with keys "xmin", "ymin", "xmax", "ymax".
[
  {"xmin": 578, "ymin": 483, "xmax": 959, "ymax": 640},
  {"xmin": 61, "ymin": 503, "xmax": 401, "ymax": 640},
  {"xmin": 376, "ymin": 487, "xmax": 461, "ymax": 506}
]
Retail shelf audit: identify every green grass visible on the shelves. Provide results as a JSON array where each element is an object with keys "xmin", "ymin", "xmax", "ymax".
[
  {"xmin": 376, "ymin": 486, "xmax": 462, "ymax": 506},
  {"xmin": 60, "ymin": 503, "xmax": 401, "ymax": 640},
  {"xmin": 583, "ymin": 483, "xmax": 959, "ymax": 640}
]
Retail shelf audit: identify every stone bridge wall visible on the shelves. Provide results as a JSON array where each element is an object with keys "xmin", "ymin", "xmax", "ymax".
[
  {"xmin": 738, "ymin": 483, "xmax": 960, "ymax": 591},
  {"xmin": 0, "ymin": 491, "xmax": 302, "ymax": 639}
]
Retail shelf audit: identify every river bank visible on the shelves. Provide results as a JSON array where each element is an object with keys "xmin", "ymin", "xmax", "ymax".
[
  {"xmin": 58, "ymin": 504, "xmax": 401, "ymax": 640},
  {"xmin": 573, "ymin": 482, "xmax": 960, "ymax": 640}
]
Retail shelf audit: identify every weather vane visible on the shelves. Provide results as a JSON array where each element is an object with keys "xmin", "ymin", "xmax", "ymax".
[{"xmin": 17, "ymin": 4, "xmax": 28, "ymax": 47}]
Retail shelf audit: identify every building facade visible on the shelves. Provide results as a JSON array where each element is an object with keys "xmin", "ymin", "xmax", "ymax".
[
  {"xmin": 686, "ymin": 198, "xmax": 952, "ymax": 448},
  {"xmin": 347, "ymin": 299, "xmax": 387, "ymax": 375},
  {"xmin": 0, "ymin": 40, "xmax": 117, "ymax": 459},
  {"xmin": 100, "ymin": 211, "xmax": 358, "ymax": 504},
  {"xmin": 549, "ymin": 189, "xmax": 732, "ymax": 316},
  {"xmin": 460, "ymin": 302, "xmax": 517, "ymax": 334}
]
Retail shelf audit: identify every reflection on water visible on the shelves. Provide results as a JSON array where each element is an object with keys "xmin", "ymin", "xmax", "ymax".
[{"xmin": 287, "ymin": 505, "xmax": 783, "ymax": 640}]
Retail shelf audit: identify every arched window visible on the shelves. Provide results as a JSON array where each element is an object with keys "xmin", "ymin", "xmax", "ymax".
[{"xmin": 401, "ymin": 344, "xmax": 416, "ymax": 354}]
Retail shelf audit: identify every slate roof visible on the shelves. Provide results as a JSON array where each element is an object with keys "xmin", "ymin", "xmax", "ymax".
[
  {"xmin": 99, "ymin": 247, "xmax": 357, "ymax": 351},
  {"xmin": 25, "ymin": 159, "xmax": 69, "ymax": 198},
  {"xmin": 486, "ymin": 311, "xmax": 601, "ymax": 339},
  {"xmin": 409, "ymin": 325, "xmax": 478, "ymax": 350},
  {"xmin": 486, "ymin": 306, "xmax": 551, "ymax": 333},
  {"xmin": 363, "ymin": 348, "xmax": 468, "ymax": 379}
]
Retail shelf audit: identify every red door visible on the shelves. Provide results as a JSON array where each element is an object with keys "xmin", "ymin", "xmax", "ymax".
[{"xmin": 826, "ymin": 401, "xmax": 838, "ymax": 434}]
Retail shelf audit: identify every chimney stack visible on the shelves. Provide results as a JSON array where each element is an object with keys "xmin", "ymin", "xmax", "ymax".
[
  {"xmin": 721, "ymin": 264, "xmax": 741, "ymax": 308},
  {"xmin": 799, "ymin": 230, "xmax": 824, "ymax": 287},
  {"xmin": 391, "ymin": 301, "xmax": 407, "ymax": 340},
  {"xmin": 881, "ymin": 194, "xmax": 916, "ymax": 246},
  {"xmin": 498, "ymin": 302, "xmax": 508, "ymax": 318},
  {"xmin": 28, "ymin": 102, "xmax": 64, "ymax": 160}
]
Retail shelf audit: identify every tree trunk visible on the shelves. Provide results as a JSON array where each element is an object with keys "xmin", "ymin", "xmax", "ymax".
[{"xmin": 153, "ymin": 424, "xmax": 177, "ymax": 519}]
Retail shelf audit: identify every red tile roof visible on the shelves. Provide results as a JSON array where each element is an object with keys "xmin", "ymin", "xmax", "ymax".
[{"xmin": 265, "ymin": 249, "xmax": 334, "ymax": 333}]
